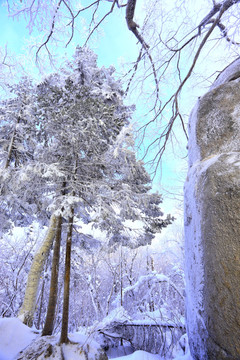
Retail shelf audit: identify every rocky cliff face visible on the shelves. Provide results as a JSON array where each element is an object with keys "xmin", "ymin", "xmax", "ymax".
[{"xmin": 184, "ymin": 58, "xmax": 240, "ymax": 359}]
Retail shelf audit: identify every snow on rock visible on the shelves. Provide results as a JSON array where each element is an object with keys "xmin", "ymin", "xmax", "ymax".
[
  {"xmin": 17, "ymin": 332, "xmax": 108, "ymax": 360},
  {"xmin": 184, "ymin": 59, "xmax": 240, "ymax": 359},
  {"xmin": 210, "ymin": 57, "xmax": 240, "ymax": 90},
  {"xmin": 186, "ymin": 100, "xmax": 201, "ymax": 167},
  {"xmin": 0, "ymin": 317, "xmax": 38, "ymax": 360},
  {"xmin": 0, "ymin": 317, "xmax": 107, "ymax": 360},
  {"xmin": 16, "ymin": 332, "xmax": 108, "ymax": 360}
]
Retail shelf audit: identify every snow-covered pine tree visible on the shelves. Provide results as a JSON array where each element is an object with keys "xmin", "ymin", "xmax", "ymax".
[
  {"xmin": 0, "ymin": 47, "xmax": 173, "ymax": 336},
  {"xmin": 0, "ymin": 78, "xmax": 39, "ymax": 234}
]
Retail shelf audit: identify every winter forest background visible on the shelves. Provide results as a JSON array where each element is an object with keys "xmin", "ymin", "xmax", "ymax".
[{"xmin": 0, "ymin": 1, "xmax": 240, "ymax": 359}]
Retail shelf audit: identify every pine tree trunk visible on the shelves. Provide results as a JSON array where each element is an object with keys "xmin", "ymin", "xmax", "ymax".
[
  {"xmin": 18, "ymin": 213, "xmax": 58, "ymax": 327},
  {"xmin": 59, "ymin": 210, "xmax": 74, "ymax": 344},
  {"xmin": 42, "ymin": 215, "xmax": 62, "ymax": 336},
  {"xmin": 5, "ymin": 116, "xmax": 20, "ymax": 169}
]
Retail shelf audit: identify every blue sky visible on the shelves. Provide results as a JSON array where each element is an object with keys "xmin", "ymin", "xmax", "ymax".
[{"xmin": 0, "ymin": 1, "xmax": 139, "ymax": 72}]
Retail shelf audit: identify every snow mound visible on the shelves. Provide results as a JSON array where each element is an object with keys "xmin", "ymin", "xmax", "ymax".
[
  {"xmin": 110, "ymin": 349, "xmax": 193, "ymax": 360},
  {"xmin": 0, "ymin": 317, "xmax": 37, "ymax": 360},
  {"xmin": 114, "ymin": 350, "xmax": 160, "ymax": 359},
  {"xmin": 14, "ymin": 330, "xmax": 108, "ymax": 360}
]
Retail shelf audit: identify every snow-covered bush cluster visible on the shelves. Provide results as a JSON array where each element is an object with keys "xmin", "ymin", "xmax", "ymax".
[{"xmin": 0, "ymin": 226, "xmax": 185, "ymax": 332}]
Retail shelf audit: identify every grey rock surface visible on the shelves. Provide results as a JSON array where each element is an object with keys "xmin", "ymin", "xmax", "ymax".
[{"xmin": 184, "ymin": 60, "xmax": 240, "ymax": 359}]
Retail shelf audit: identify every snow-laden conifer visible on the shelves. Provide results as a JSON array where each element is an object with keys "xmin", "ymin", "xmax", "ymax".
[{"xmin": 0, "ymin": 47, "xmax": 173, "ymax": 335}]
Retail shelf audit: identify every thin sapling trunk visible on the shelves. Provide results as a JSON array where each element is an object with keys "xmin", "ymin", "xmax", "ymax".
[{"xmin": 59, "ymin": 209, "xmax": 74, "ymax": 344}]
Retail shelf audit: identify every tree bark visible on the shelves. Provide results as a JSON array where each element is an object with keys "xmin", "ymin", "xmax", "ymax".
[
  {"xmin": 42, "ymin": 215, "xmax": 62, "ymax": 336},
  {"xmin": 125, "ymin": 0, "xmax": 149, "ymax": 49},
  {"xmin": 18, "ymin": 213, "xmax": 58, "ymax": 327},
  {"xmin": 5, "ymin": 115, "xmax": 20, "ymax": 169},
  {"xmin": 59, "ymin": 210, "xmax": 74, "ymax": 344},
  {"xmin": 36, "ymin": 260, "xmax": 47, "ymax": 330}
]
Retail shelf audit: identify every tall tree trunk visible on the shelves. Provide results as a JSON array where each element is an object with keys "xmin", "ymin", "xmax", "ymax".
[
  {"xmin": 59, "ymin": 209, "xmax": 74, "ymax": 344},
  {"xmin": 36, "ymin": 259, "xmax": 48, "ymax": 330},
  {"xmin": 5, "ymin": 115, "xmax": 20, "ymax": 169},
  {"xmin": 42, "ymin": 215, "xmax": 62, "ymax": 336},
  {"xmin": 18, "ymin": 213, "xmax": 58, "ymax": 327}
]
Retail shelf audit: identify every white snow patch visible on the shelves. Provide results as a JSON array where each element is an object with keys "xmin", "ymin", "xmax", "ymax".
[
  {"xmin": 198, "ymin": 154, "xmax": 220, "ymax": 174},
  {"xmin": 110, "ymin": 350, "xmax": 160, "ymax": 359},
  {"xmin": 184, "ymin": 162, "xmax": 205, "ymax": 351},
  {"xmin": 0, "ymin": 317, "xmax": 192, "ymax": 360},
  {"xmin": 0, "ymin": 317, "xmax": 37, "ymax": 360},
  {"xmin": 95, "ymin": 307, "xmax": 132, "ymax": 330},
  {"xmin": 210, "ymin": 57, "xmax": 240, "ymax": 90},
  {"xmin": 172, "ymin": 351, "xmax": 193, "ymax": 360},
  {"xmin": 187, "ymin": 100, "xmax": 201, "ymax": 167},
  {"xmin": 108, "ymin": 349, "xmax": 193, "ymax": 360},
  {"xmin": 225, "ymin": 152, "xmax": 240, "ymax": 167}
]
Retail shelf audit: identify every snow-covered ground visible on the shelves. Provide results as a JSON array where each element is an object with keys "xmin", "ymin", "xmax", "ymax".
[
  {"xmin": 0, "ymin": 317, "xmax": 37, "ymax": 360},
  {"xmin": 110, "ymin": 351, "xmax": 192, "ymax": 360},
  {"xmin": 0, "ymin": 318, "xmax": 192, "ymax": 360}
]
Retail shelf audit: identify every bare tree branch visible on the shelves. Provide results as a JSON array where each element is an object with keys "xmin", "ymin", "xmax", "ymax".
[
  {"xmin": 198, "ymin": 0, "xmax": 240, "ymax": 34},
  {"xmin": 126, "ymin": 0, "xmax": 149, "ymax": 50},
  {"xmin": 62, "ymin": 0, "xmax": 75, "ymax": 47},
  {"xmin": 143, "ymin": 2, "xmax": 230, "ymax": 175},
  {"xmin": 125, "ymin": 0, "xmax": 159, "ymax": 106},
  {"xmin": 68, "ymin": 0, "xmax": 100, "ymax": 23},
  {"xmin": 84, "ymin": 0, "xmax": 118, "ymax": 46},
  {"xmin": 36, "ymin": 0, "xmax": 63, "ymax": 60},
  {"xmin": 217, "ymin": 20, "xmax": 240, "ymax": 44}
]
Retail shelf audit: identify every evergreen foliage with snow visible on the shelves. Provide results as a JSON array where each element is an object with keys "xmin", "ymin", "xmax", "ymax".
[
  {"xmin": 0, "ymin": 47, "xmax": 173, "ymax": 243},
  {"xmin": 0, "ymin": 47, "xmax": 187, "ymax": 359}
]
